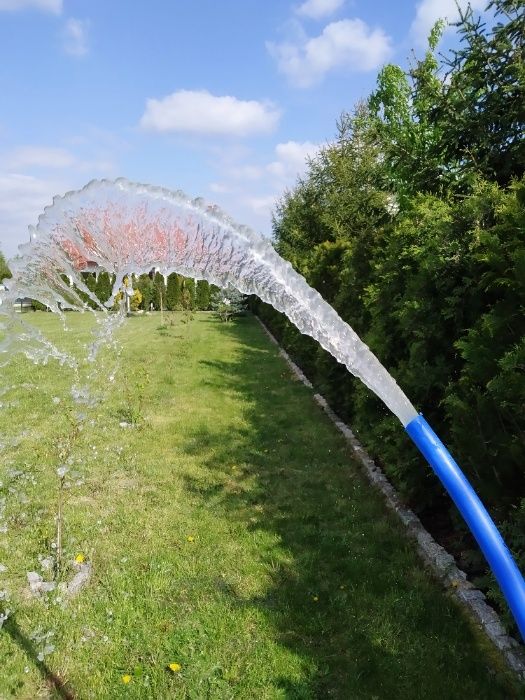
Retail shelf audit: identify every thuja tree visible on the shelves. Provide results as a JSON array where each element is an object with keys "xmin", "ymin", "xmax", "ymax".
[
  {"xmin": 95, "ymin": 271, "xmax": 112, "ymax": 305},
  {"xmin": 195, "ymin": 280, "xmax": 211, "ymax": 310},
  {"xmin": 166, "ymin": 273, "xmax": 181, "ymax": 310},
  {"xmin": 255, "ymin": 0, "xmax": 525, "ymax": 597},
  {"xmin": 182, "ymin": 278, "xmax": 195, "ymax": 311},
  {"xmin": 135, "ymin": 273, "xmax": 153, "ymax": 310},
  {"xmin": 75, "ymin": 272, "xmax": 98, "ymax": 309}
]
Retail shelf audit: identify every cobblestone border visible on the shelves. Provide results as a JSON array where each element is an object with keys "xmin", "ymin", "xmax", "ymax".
[{"xmin": 256, "ymin": 315, "xmax": 525, "ymax": 680}]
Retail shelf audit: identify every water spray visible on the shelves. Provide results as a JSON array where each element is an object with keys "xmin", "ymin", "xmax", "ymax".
[{"xmin": 2, "ymin": 178, "xmax": 524, "ymax": 639}]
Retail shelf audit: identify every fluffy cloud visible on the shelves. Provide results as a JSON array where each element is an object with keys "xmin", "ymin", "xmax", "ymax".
[
  {"xmin": 268, "ymin": 18, "xmax": 392, "ymax": 87},
  {"xmin": 410, "ymin": 0, "xmax": 486, "ymax": 46},
  {"xmin": 244, "ymin": 195, "xmax": 279, "ymax": 216},
  {"xmin": 267, "ymin": 140, "xmax": 319, "ymax": 179},
  {"xmin": 63, "ymin": 18, "xmax": 89, "ymax": 57},
  {"xmin": 0, "ymin": 136, "xmax": 118, "ymax": 257},
  {"xmin": 206, "ymin": 140, "xmax": 321, "ymax": 238},
  {"xmin": 6, "ymin": 146, "xmax": 75, "ymax": 169},
  {"xmin": 296, "ymin": 0, "xmax": 345, "ymax": 20},
  {"xmin": 140, "ymin": 90, "xmax": 281, "ymax": 137},
  {"xmin": 0, "ymin": 173, "xmax": 67, "ymax": 257},
  {"xmin": 0, "ymin": 0, "xmax": 61, "ymax": 12}
]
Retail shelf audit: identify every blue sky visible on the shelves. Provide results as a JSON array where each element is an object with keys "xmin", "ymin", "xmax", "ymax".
[{"xmin": 0, "ymin": 0, "xmax": 486, "ymax": 258}]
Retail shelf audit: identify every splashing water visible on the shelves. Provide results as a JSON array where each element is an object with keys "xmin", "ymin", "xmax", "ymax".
[
  {"xmin": 0, "ymin": 177, "xmax": 417, "ymax": 426},
  {"xmin": 1, "ymin": 178, "xmax": 525, "ymax": 641}
]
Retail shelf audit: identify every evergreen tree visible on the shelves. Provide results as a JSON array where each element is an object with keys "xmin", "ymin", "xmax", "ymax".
[
  {"xmin": 78, "ymin": 272, "xmax": 98, "ymax": 309},
  {"xmin": 166, "ymin": 272, "xmax": 182, "ymax": 310},
  {"xmin": 182, "ymin": 278, "xmax": 195, "ymax": 310},
  {"xmin": 152, "ymin": 271, "xmax": 166, "ymax": 310},
  {"xmin": 195, "ymin": 280, "xmax": 211, "ymax": 310},
  {"xmin": 95, "ymin": 271, "xmax": 112, "ymax": 305},
  {"xmin": 136, "ymin": 273, "xmax": 153, "ymax": 310},
  {"xmin": 435, "ymin": 0, "xmax": 525, "ymax": 185}
]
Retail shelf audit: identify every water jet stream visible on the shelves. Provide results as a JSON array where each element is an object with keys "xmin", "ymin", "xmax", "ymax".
[{"xmin": 1, "ymin": 178, "xmax": 524, "ymax": 639}]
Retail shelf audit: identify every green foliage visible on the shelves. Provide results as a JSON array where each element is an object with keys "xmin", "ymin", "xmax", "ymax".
[
  {"xmin": 435, "ymin": 0, "xmax": 525, "ymax": 185},
  {"xmin": 31, "ymin": 299, "xmax": 48, "ymax": 312},
  {"xmin": 95, "ymin": 272, "xmax": 113, "ymax": 305},
  {"xmin": 135, "ymin": 273, "xmax": 153, "ymax": 310},
  {"xmin": 211, "ymin": 287, "xmax": 245, "ymax": 322},
  {"xmin": 442, "ymin": 180, "xmax": 525, "ymax": 507},
  {"xmin": 152, "ymin": 271, "xmax": 166, "ymax": 311},
  {"xmin": 195, "ymin": 280, "xmax": 211, "ymax": 310},
  {"xmin": 370, "ymin": 3, "xmax": 525, "ymax": 196},
  {"xmin": 369, "ymin": 21, "xmax": 452, "ymax": 198},
  {"xmin": 182, "ymin": 277, "xmax": 195, "ymax": 311},
  {"xmin": 74, "ymin": 272, "xmax": 98, "ymax": 310},
  {"xmin": 165, "ymin": 272, "xmax": 181, "ymax": 311},
  {"xmin": 129, "ymin": 287, "xmax": 142, "ymax": 312},
  {"xmin": 260, "ymin": 2, "xmax": 525, "ymax": 622},
  {"xmin": 0, "ymin": 250, "xmax": 12, "ymax": 281}
]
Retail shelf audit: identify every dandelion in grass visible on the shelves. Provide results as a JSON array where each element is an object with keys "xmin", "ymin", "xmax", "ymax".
[
  {"xmin": 186, "ymin": 535, "xmax": 194, "ymax": 542},
  {"xmin": 75, "ymin": 553, "xmax": 85, "ymax": 564},
  {"xmin": 168, "ymin": 662, "xmax": 182, "ymax": 673},
  {"xmin": 122, "ymin": 674, "xmax": 132, "ymax": 684},
  {"xmin": 312, "ymin": 595, "xmax": 319, "ymax": 602}
]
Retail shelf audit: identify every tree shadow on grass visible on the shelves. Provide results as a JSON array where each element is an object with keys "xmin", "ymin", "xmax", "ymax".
[
  {"xmin": 177, "ymin": 317, "xmax": 514, "ymax": 700},
  {"xmin": 2, "ymin": 612, "xmax": 75, "ymax": 699}
]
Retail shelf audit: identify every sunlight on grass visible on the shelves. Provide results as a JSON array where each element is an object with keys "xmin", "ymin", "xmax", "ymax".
[{"xmin": 0, "ymin": 312, "xmax": 518, "ymax": 698}]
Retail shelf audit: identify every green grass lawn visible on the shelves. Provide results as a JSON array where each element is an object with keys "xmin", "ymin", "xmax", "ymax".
[{"xmin": 0, "ymin": 311, "xmax": 520, "ymax": 698}]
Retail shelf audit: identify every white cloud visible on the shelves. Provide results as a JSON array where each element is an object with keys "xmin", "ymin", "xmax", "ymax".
[
  {"xmin": 0, "ymin": 132, "xmax": 121, "ymax": 258},
  {"xmin": 0, "ymin": 173, "xmax": 68, "ymax": 257},
  {"xmin": 209, "ymin": 182, "xmax": 232, "ymax": 194},
  {"xmin": 63, "ymin": 18, "xmax": 89, "ymax": 57},
  {"xmin": 245, "ymin": 195, "xmax": 279, "ymax": 216},
  {"xmin": 268, "ymin": 18, "xmax": 392, "ymax": 87},
  {"xmin": 227, "ymin": 164, "xmax": 264, "ymax": 181},
  {"xmin": 267, "ymin": 140, "xmax": 319, "ymax": 179},
  {"xmin": 7, "ymin": 146, "xmax": 75, "ymax": 169},
  {"xmin": 140, "ymin": 90, "xmax": 280, "ymax": 137},
  {"xmin": 0, "ymin": 174, "xmax": 59, "ymax": 216},
  {"xmin": 204, "ymin": 139, "xmax": 321, "ymax": 239},
  {"xmin": 0, "ymin": 0, "xmax": 61, "ymax": 12},
  {"xmin": 296, "ymin": 0, "xmax": 344, "ymax": 20},
  {"xmin": 410, "ymin": 0, "xmax": 486, "ymax": 46}
]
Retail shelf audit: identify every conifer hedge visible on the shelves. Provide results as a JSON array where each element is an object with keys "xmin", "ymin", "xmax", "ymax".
[{"xmin": 254, "ymin": 0, "xmax": 525, "ymax": 620}]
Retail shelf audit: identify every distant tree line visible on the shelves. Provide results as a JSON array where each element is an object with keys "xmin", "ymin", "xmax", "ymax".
[
  {"xmin": 252, "ymin": 0, "xmax": 525, "ymax": 626},
  {"xmin": 75, "ymin": 271, "xmax": 215, "ymax": 312}
]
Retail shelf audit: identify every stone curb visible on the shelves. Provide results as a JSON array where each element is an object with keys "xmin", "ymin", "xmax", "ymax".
[{"xmin": 256, "ymin": 315, "xmax": 525, "ymax": 680}]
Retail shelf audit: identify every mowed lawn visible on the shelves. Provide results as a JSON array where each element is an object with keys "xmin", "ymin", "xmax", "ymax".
[{"xmin": 0, "ymin": 312, "xmax": 518, "ymax": 698}]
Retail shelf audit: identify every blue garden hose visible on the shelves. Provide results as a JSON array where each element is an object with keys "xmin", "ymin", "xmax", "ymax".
[{"xmin": 406, "ymin": 414, "xmax": 525, "ymax": 641}]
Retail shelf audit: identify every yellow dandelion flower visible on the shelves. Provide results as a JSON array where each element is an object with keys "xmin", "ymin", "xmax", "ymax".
[
  {"xmin": 168, "ymin": 662, "xmax": 182, "ymax": 673},
  {"xmin": 121, "ymin": 674, "xmax": 132, "ymax": 684},
  {"xmin": 186, "ymin": 535, "xmax": 194, "ymax": 542},
  {"xmin": 312, "ymin": 595, "xmax": 319, "ymax": 602},
  {"xmin": 75, "ymin": 553, "xmax": 85, "ymax": 564}
]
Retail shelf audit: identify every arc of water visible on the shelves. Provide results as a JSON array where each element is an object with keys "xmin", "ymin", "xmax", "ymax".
[{"xmin": 2, "ymin": 177, "xmax": 524, "ymax": 639}]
